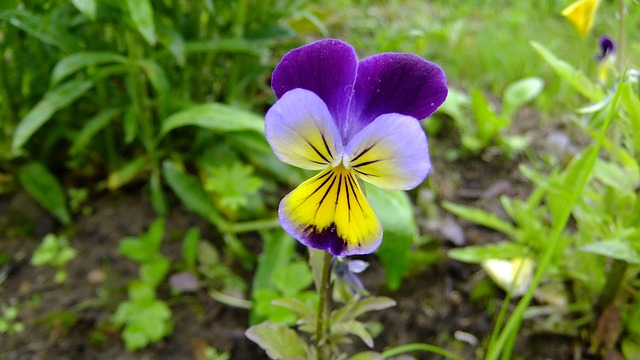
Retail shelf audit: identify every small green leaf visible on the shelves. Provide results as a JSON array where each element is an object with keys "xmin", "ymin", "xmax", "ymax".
[
  {"xmin": 150, "ymin": 170, "xmax": 168, "ymax": 215},
  {"xmin": 531, "ymin": 41, "xmax": 603, "ymax": 102},
  {"xmin": 448, "ymin": 243, "xmax": 527, "ymax": 264},
  {"xmin": 162, "ymin": 161, "xmax": 225, "ymax": 228},
  {"xmin": 107, "ymin": 157, "xmax": 148, "ymax": 190},
  {"xmin": 0, "ymin": 10, "xmax": 77, "ymax": 51},
  {"xmin": 580, "ymin": 240, "xmax": 640, "ymax": 264},
  {"xmin": 159, "ymin": 103, "xmax": 264, "ymax": 138},
  {"xmin": 18, "ymin": 163, "xmax": 71, "ymax": 225},
  {"xmin": 245, "ymin": 322, "xmax": 308, "ymax": 360},
  {"xmin": 272, "ymin": 261, "xmax": 313, "ymax": 296},
  {"xmin": 182, "ymin": 228, "xmax": 200, "ymax": 270},
  {"xmin": 69, "ymin": 108, "xmax": 123, "ymax": 156},
  {"xmin": 332, "ymin": 320, "xmax": 374, "ymax": 348},
  {"xmin": 51, "ymin": 52, "xmax": 127, "ymax": 85},
  {"xmin": 348, "ymin": 352, "xmax": 384, "ymax": 360},
  {"xmin": 350, "ymin": 296, "xmax": 396, "ymax": 319},
  {"xmin": 443, "ymin": 201, "xmax": 517, "ymax": 237},
  {"xmin": 71, "ymin": 0, "xmax": 97, "ymax": 20},
  {"xmin": 12, "ymin": 79, "xmax": 94, "ymax": 153},
  {"xmin": 502, "ymin": 77, "xmax": 544, "ymax": 118},
  {"xmin": 156, "ymin": 21, "xmax": 186, "ymax": 66},
  {"xmin": 136, "ymin": 59, "xmax": 169, "ymax": 95},
  {"xmin": 140, "ymin": 258, "xmax": 171, "ymax": 286},
  {"xmin": 366, "ymin": 186, "xmax": 415, "ymax": 291},
  {"xmin": 127, "ymin": 0, "xmax": 156, "ymax": 45}
]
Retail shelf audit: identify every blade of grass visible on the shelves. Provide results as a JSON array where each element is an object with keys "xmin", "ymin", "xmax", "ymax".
[{"xmin": 485, "ymin": 73, "xmax": 625, "ymax": 360}]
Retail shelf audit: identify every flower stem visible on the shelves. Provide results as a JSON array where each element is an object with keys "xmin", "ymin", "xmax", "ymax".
[
  {"xmin": 596, "ymin": 259, "xmax": 627, "ymax": 315},
  {"xmin": 315, "ymin": 251, "xmax": 332, "ymax": 360}
]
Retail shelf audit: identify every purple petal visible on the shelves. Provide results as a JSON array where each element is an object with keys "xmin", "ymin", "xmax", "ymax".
[
  {"xmin": 346, "ymin": 53, "xmax": 447, "ymax": 140},
  {"xmin": 598, "ymin": 35, "xmax": 615, "ymax": 61},
  {"xmin": 271, "ymin": 39, "xmax": 357, "ymax": 134},
  {"xmin": 344, "ymin": 113, "xmax": 430, "ymax": 190},
  {"xmin": 265, "ymin": 89, "xmax": 344, "ymax": 170}
]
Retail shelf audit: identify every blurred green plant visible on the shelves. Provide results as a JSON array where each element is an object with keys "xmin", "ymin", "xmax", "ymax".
[
  {"xmin": 112, "ymin": 218, "xmax": 172, "ymax": 350},
  {"xmin": 0, "ymin": 304, "xmax": 24, "ymax": 335},
  {"xmin": 445, "ymin": 20, "xmax": 640, "ymax": 357},
  {"xmin": 31, "ymin": 233, "xmax": 77, "ymax": 283},
  {"xmin": 0, "ymin": 0, "xmax": 311, "ymax": 219},
  {"xmin": 438, "ymin": 77, "xmax": 544, "ymax": 158}
]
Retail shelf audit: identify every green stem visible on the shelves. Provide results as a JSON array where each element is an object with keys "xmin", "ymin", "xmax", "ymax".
[
  {"xmin": 126, "ymin": 31, "xmax": 155, "ymax": 157},
  {"xmin": 596, "ymin": 259, "xmax": 628, "ymax": 315},
  {"xmin": 381, "ymin": 343, "xmax": 462, "ymax": 360},
  {"xmin": 617, "ymin": 0, "xmax": 625, "ymax": 73},
  {"xmin": 315, "ymin": 251, "xmax": 332, "ymax": 360},
  {"xmin": 227, "ymin": 218, "xmax": 281, "ymax": 233}
]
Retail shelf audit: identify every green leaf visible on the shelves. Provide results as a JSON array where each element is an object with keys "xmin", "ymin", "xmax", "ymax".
[
  {"xmin": 51, "ymin": 52, "xmax": 127, "ymax": 85},
  {"xmin": 448, "ymin": 243, "xmax": 527, "ymax": 264},
  {"xmin": 366, "ymin": 185, "xmax": 415, "ymax": 291},
  {"xmin": 531, "ymin": 41, "xmax": 604, "ymax": 102},
  {"xmin": 502, "ymin": 77, "xmax": 544, "ymax": 118},
  {"xmin": 17, "ymin": 163, "xmax": 71, "ymax": 225},
  {"xmin": 580, "ymin": 240, "xmax": 640, "ymax": 264},
  {"xmin": 184, "ymin": 38, "xmax": 267, "ymax": 57},
  {"xmin": 71, "ymin": 0, "xmax": 97, "ymax": 20},
  {"xmin": 31, "ymin": 234, "xmax": 76, "ymax": 267},
  {"xmin": 12, "ymin": 79, "xmax": 94, "ymax": 153},
  {"xmin": 107, "ymin": 157, "xmax": 148, "ymax": 190},
  {"xmin": 127, "ymin": 0, "xmax": 156, "ymax": 45},
  {"xmin": 159, "ymin": 103, "xmax": 264, "ymax": 139},
  {"xmin": 136, "ymin": 59, "xmax": 169, "ymax": 95},
  {"xmin": 150, "ymin": 170, "xmax": 168, "ymax": 215},
  {"xmin": 182, "ymin": 228, "xmax": 200, "ymax": 270},
  {"xmin": 69, "ymin": 108, "xmax": 123, "ymax": 156},
  {"xmin": 471, "ymin": 88, "xmax": 507, "ymax": 144},
  {"xmin": 332, "ymin": 320, "xmax": 374, "ymax": 348},
  {"xmin": 350, "ymin": 296, "xmax": 396, "ymax": 319},
  {"xmin": 443, "ymin": 201, "xmax": 517, "ymax": 237},
  {"xmin": 251, "ymin": 230, "xmax": 296, "ymax": 324},
  {"xmin": 273, "ymin": 261, "xmax": 313, "ymax": 296},
  {"xmin": 162, "ymin": 161, "xmax": 225, "ymax": 228},
  {"xmin": 0, "ymin": 10, "xmax": 77, "ymax": 51},
  {"xmin": 620, "ymin": 83, "xmax": 640, "ymax": 154},
  {"xmin": 140, "ymin": 258, "xmax": 171, "ymax": 286},
  {"xmin": 348, "ymin": 352, "xmax": 384, "ymax": 360},
  {"xmin": 156, "ymin": 21, "xmax": 186, "ymax": 66},
  {"xmin": 245, "ymin": 322, "xmax": 308, "ymax": 360}
]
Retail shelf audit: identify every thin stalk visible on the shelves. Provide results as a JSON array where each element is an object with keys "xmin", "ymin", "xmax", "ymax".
[
  {"xmin": 381, "ymin": 343, "xmax": 462, "ymax": 360},
  {"xmin": 125, "ymin": 31, "xmax": 155, "ymax": 156},
  {"xmin": 617, "ymin": 0, "xmax": 625, "ymax": 73},
  {"xmin": 315, "ymin": 251, "xmax": 332, "ymax": 360}
]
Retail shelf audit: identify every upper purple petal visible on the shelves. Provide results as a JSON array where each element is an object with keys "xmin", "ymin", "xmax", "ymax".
[
  {"xmin": 271, "ymin": 39, "xmax": 358, "ymax": 136},
  {"xmin": 346, "ymin": 53, "xmax": 448, "ymax": 141}
]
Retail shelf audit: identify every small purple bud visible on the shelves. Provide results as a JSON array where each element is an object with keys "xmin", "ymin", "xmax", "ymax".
[{"xmin": 597, "ymin": 36, "xmax": 615, "ymax": 62}]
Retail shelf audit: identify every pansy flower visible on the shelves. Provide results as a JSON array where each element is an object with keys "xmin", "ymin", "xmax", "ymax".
[{"xmin": 265, "ymin": 39, "xmax": 447, "ymax": 256}]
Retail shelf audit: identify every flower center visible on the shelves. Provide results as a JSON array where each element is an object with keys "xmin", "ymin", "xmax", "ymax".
[{"xmin": 332, "ymin": 153, "xmax": 351, "ymax": 169}]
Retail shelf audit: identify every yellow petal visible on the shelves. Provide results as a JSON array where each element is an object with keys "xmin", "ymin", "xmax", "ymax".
[
  {"xmin": 279, "ymin": 165, "xmax": 382, "ymax": 256},
  {"xmin": 481, "ymin": 257, "xmax": 535, "ymax": 297},
  {"xmin": 561, "ymin": 0, "xmax": 601, "ymax": 37}
]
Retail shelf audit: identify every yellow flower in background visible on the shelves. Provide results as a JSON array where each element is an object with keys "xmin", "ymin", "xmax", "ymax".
[
  {"xmin": 482, "ymin": 257, "xmax": 535, "ymax": 297},
  {"xmin": 562, "ymin": 0, "xmax": 602, "ymax": 37}
]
